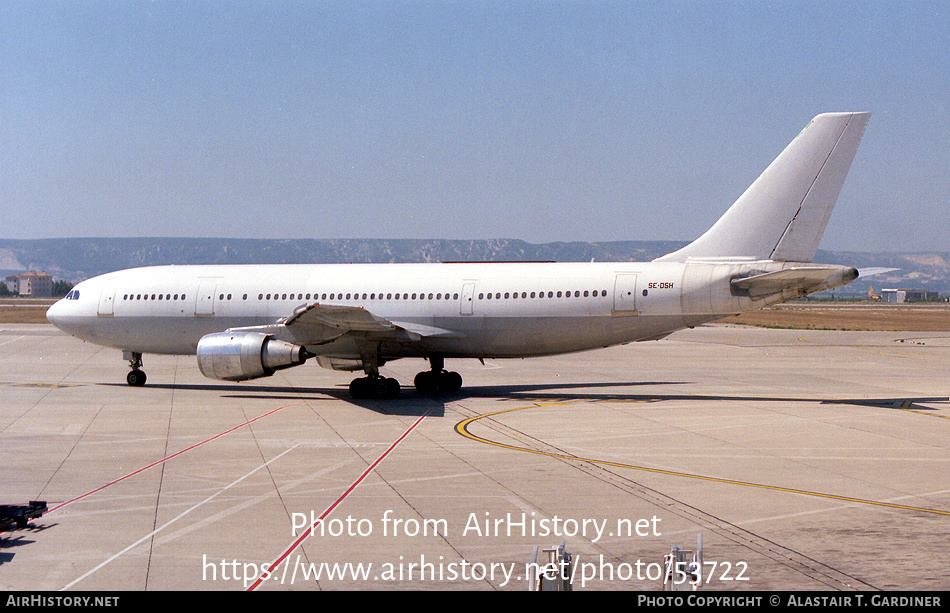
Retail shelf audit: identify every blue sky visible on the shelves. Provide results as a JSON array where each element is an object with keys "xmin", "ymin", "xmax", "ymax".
[{"xmin": 2, "ymin": 1, "xmax": 948, "ymax": 252}]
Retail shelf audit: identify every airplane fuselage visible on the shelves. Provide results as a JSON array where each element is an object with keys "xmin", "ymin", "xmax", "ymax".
[{"xmin": 46, "ymin": 259, "xmax": 848, "ymax": 363}]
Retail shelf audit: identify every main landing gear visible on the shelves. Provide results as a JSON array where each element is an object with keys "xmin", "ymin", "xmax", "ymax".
[
  {"xmin": 347, "ymin": 356, "xmax": 464, "ymax": 400},
  {"xmin": 413, "ymin": 356, "xmax": 462, "ymax": 395},
  {"xmin": 349, "ymin": 375, "xmax": 401, "ymax": 399},
  {"xmin": 349, "ymin": 351, "xmax": 400, "ymax": 399},
  {"xmin": 124, "ymin": 351, "xmax": 147, "ymax": 387}
]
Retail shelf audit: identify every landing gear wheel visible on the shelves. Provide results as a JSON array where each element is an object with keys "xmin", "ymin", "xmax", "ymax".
[
  {"xmin": 127, "ymin": 369, "xmax": 147, "ymax": 387},
  {"xmin": 349, "ymin": 376, "xmax": 400, "ymax": 399},
  {"xmin": 385, "ymin": 377, "xmax": 401, "ymax": 398},
  {"xmin": 414, "ymin": 370, "xmax": 437, "ymax": 394},
  {"xmin": 124, "ymin": 351, "xmax": 146, "ymax": 387},
  {"xmin": 440, "ymin": 370, "xmax": 462, "ymax": 393},
  {"xmin": 414, "ymin": 369, "xmax": 462, "ymax": 394}
]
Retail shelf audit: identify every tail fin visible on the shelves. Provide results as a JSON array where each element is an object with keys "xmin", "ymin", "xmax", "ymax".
[{"xmin": 657, "ymin": 112, "xmax": 870, "ymax": 263}]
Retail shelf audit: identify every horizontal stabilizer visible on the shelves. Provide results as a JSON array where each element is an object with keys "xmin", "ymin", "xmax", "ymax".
[
  {"xmin": 731, "ymin": 266, "xmax": 858, "ymax": 298},
  {"xmin": 857, "ymin": 267, "xmax": 900, "ymax": 278}
]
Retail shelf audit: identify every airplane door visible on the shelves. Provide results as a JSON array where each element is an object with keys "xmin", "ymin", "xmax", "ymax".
[
  {"xmin": 195, "ymin": 279, "xmax": 218, "ymax": 317},
  {"xmin": 613, "ymin": 274, "xmax": 638, "ymax": 314},
  {"xmin": 97, "ymin": 288, "xmax": 116, "ymax": 317},
  {"xmin": 460, "ymin": 282, "xmax": 476, "ymax": 315}
]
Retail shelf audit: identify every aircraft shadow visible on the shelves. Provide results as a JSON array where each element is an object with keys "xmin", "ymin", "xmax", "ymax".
[
  {"xmin": 0, "ymin": 534, "xmax": 36, "ymax": 566},
  {"xmin": 98, "ymin": 381, "xmax": 947, "ymax": 415},
  {"xmin": 458, "ymin": 382, "xmax": 948, "ymax": 410},
  {"xmin": 99, "ymin": 381, "xmax": 445, "ymax": 417},
  {"xmin": 98, "ymin": 379, "xmax": 693, "ymax": 416}
]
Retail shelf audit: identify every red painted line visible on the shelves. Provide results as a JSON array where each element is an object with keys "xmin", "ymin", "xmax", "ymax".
[
  {"xmin": 247, "ymin": 410, "xmax": 431, "ymax": 591},
  {"xmin": 47, "ymin": 402, "xmax": 305, "ymax": 515}
]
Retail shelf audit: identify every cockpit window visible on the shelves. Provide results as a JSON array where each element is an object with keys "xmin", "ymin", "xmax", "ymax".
[{"xmin": 65, "ymin": 290, "xmax": 80, "ymax": 300}]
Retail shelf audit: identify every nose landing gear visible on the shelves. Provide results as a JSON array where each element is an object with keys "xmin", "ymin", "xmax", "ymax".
[{"xmin": 123, "ymin": 351, "xmax": 147, "ymax": 387}]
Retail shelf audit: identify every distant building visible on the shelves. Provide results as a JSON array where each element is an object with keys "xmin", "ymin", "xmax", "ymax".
[
  {"xmin": 881, "ymin": 288, "xmax": 940, "ymax": 303},
  {"xmin": 3, "ymin": 271, "xmax": 53, "ymax": 297}
]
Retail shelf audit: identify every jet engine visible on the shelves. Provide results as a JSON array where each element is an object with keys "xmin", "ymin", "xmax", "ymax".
[{"xmin": 197, "ymin": 331, "xmax": 311, "ymax": 381}]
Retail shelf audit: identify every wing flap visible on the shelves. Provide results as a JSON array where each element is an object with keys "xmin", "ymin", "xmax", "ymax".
[{"xmin": 392, "ymin": 321, "xmax": 466, "ymax": 340}]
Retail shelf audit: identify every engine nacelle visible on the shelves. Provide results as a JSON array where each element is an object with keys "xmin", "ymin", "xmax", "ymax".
[{"xmin": 197, "ymin": 331, "xmax": 310, "ymax": 381}]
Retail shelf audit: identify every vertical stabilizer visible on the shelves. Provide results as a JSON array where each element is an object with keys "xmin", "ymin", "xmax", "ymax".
[{"xmin": 657, "ymin": 112, "xmax": 870, "ymax": 263}]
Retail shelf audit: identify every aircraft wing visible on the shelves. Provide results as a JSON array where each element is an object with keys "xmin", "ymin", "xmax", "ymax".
[
  {"xmin": 283, "ymin": 303, "xmax": 398, "ymax": 336},
  {"xmin": 232, "ymin": 302, "xmax": 463, "ymax": 346},
  {"xmin": 731, "ymin": 266, "xmax": 858, "ymax": 298}
]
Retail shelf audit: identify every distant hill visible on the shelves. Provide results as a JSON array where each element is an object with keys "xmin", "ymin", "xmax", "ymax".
[{"xmin": 1, "ymin": 237, "xmax": 947, "ymax": 295}]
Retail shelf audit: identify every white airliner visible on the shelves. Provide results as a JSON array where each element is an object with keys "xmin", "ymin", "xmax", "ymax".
[{"xmin": 47, "ymin": 112, "xmax": 870, "ymax": 398}]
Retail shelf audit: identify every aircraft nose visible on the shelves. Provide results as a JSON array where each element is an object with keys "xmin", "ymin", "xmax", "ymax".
[{"xmin": 46, "ymin": 299, "xmax": 65, "ymax": 328}]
